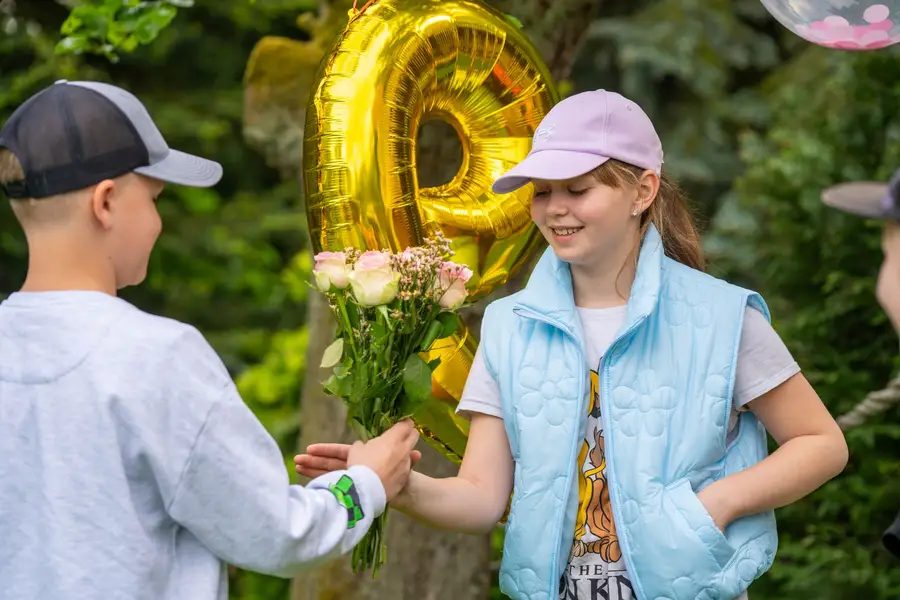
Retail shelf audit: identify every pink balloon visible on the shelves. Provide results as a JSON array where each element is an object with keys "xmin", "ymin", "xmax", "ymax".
[{"xmin": 760, "ymin": 0, "xmax": 900, "ymax": 50}]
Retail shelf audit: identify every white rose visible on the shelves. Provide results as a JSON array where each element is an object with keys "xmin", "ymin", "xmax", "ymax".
[
  {"xmin": 349, "ymin": 250, "xmax": 401, "ymax": 307},
  {"xmin": 313, "ymin": 252, "xmax": 351, "ymax": 291}
]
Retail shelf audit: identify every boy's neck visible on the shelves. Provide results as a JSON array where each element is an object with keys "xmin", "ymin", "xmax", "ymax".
[
  {"xmin": 20, "ymin": 274, "xmax": 116, "ymax": 296},
  {"xmin": 20, "ymin": 236, "xmax": 117, "ymax": 296}
]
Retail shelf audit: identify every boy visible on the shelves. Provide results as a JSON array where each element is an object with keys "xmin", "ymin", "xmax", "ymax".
[
  {"xmin": 0, "ymin": 80, "xmax": 419, "ymax": 600},
  {"xmin": 822, "ymin": 169, "xmax": 900, "ymax": 330},
  {"xmin": 822, "ymin": 170, "xmax": 900, "ymax": 559}
]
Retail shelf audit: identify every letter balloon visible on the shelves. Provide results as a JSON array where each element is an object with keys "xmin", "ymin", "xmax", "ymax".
[{"xmin": 303, "ymin": 0, "xmax": 558, "ymax": 462}]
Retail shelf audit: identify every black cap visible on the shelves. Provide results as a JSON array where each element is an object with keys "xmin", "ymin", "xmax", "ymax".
[
  {"xmin": 0, "ymin": 80, "xmax": 222, "ymax": 200},
  {"xmin": 821, "ymin": 168, "xmax": 900, "ymax": 221}
]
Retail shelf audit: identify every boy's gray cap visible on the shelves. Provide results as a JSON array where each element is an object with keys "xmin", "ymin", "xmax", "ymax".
[
  {"xmin": 822, "ymin": 168, "xmax": 900, "ymax": 221},
  {"xmin": 0, "ymin": 79, "xmax": 222, "ymax": 199}
]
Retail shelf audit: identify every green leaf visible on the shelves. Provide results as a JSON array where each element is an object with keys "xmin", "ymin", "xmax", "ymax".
[
  {"xmin": 402, "ymin": 354, "xmax": 434, "ymax": 411},
  {"xmin": 55, "ymin": 36, "xmax": 92, "ymax": 55},
  {"xmin": 504, "ymin": 14, "xmax": 523, "ymax": 29},
  {"xmin": 132, "ymin": 22, "xmax": 158, "ymax": 44},
  {"xmin": 71, "ymin": 6, "xmax": 110, "ymax": 38},
  {"xmin": 346, "ymin": 301, "xmax": 360, "ymax": 330},
  {"xmin": 60, "ymin": 15, "xmax": 83, "ymax": 36},
  {"xmin": 372, "ymin": 311, "xmax": 388, "ymax": 341},
  {"xmin": 334, "ymin": 359, "xmax": 352, "ymax": 378},
  {"xmin": 119, "ymin": 35, "xmax": 140, "ymax": 52},
  {"xmin": 320, "ymin": 338, "xmax": 344, "ymax": 368},
  {"xmin": 350, "ymin": 419, "xmax": 371, "ymax": 442},
  {"xmin": 107, "ymin": 24, "xmax": 127, "ymax": 45},
  {"xmin": 427, "ymin": 358, "xmax": 441, "ymax": 371},
  {"xmin": 168, "ymin": 0, "xmax": 195, "ymax": 7},
  {"xmin": 323, "ymin": 372, "xmax": 352, "ymax": 398},
  {"xmin": 438, "ymin": 311, "xmax": 459, "ymax": 338},
  {"xmin": 420, "ymin": 319, "xmax": 443, "ymax": 352},
  {"xmin": 376, "ymin": 304, "xmax": 395, "ymax": 330},
  {"xmin": 152, "ymin": 5, "xmax": 179, "ymax": 24}
]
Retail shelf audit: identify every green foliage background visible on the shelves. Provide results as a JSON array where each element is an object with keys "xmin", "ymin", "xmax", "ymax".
[
  {"xmin": 2, "ymin": 0, "xmax": 900, "ymax": 598},
  {"xmin": 708, "ymin": 47, "xmax": 900, "ymax": 599}
]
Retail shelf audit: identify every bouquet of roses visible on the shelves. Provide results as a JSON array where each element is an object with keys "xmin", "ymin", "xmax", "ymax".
[{"xmin": 311, "ymin": 232, "xmax": 473, "ymax": 575}]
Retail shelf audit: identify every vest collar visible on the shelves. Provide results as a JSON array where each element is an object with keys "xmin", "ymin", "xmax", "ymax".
[{"xmin": 514, "ymin": 223, "xmax": 665, "ymax": 337}]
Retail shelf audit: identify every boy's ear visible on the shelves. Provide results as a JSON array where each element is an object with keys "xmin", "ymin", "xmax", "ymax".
[{"xmin": 89, "ymin": 179, "xmax": 117, "ymax": 230}]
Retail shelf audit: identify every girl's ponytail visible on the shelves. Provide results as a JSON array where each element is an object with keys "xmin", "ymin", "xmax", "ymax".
[{"xmin": 592, "ymin": 159, "xmax": 706, "ymax": 272}]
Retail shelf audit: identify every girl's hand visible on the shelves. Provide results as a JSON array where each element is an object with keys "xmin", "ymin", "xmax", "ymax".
[
  {"xmin": 295, "ymin": 443, "xmax": 422, "ymax": 478},
  {"xmin": 698, "ymin": 373, "xmax": 848, "ymax": 527},
  {"xmin": 294, "ymin": 443, "xmax": 351, "ymax": 478},
  {"xmin": 696, "ymin": 483, "xmax": 735, "ymax": 532}
]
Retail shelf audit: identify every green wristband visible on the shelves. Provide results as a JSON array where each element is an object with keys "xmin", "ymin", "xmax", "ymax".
[{"xmin": 328, "ymin": 474, "xmax": 365, "ymax": 529}]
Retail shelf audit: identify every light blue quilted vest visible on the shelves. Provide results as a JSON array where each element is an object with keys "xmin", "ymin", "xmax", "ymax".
[{"xmin": 480, "ymin": 224, "xmax": 778, "ymax": 600}]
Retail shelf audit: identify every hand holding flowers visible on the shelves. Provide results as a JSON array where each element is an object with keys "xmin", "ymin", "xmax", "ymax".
[{"xmin": 311, "ymin": 233, "xmax": 472, "ymax": 575}]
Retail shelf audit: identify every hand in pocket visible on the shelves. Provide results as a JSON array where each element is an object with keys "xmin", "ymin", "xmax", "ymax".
[{"xmin": 696, "ymin": 482, "xmax": 735, "ymax": 532}]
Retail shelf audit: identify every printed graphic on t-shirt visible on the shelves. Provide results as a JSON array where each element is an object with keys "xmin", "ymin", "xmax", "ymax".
[{"xmin": 560, "ymin": 366, "xmax": 634, "ymax": 600}]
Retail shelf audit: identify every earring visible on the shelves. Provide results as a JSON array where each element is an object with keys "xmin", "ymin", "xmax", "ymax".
[{"xmin": 632, "ymin": 207, "xmax": 639, "ymax": 217}]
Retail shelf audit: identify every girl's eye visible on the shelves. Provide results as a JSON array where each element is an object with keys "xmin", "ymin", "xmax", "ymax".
[
  {"xmin": 534, "ymin": 190, "xmax": 550, "ymax": 197},
  {"xmin": 568, "ymin": 188, "xmax": 588, "ymax": 196}
]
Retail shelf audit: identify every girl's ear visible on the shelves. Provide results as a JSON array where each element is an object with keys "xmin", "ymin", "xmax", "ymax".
[{"xmin": 635, "ymin": 170, "xmax": 660, "ymax": 213}]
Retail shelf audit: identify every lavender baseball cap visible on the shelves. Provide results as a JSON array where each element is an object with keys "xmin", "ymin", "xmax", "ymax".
[
  {"xmin": 492, "ymin": 89, "xmax": 664, "ymax": 194},
  {"xmin": 821, "ymin": 168, "xmax": 900, "ymax": 221}
]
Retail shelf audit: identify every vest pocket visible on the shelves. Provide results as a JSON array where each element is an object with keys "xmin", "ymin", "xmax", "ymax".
[{"xmin": 664, "ymin": 478, "xmax": 737, "ymax": 570}]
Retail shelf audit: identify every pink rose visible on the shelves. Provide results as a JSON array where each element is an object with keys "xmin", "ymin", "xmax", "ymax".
[
  {"xmin": 436, "ymin": 261, "xmax": 473, "ymax": 309},
  {"xmin": 313, "ymin": 252, "xmax": 350, "ymax": 291},
  {"xmin": 355, "ymin": 250, "xmax": 392, "ymax": 271},
  {"xmin": 349, "ymin": 250, "xmax": 401, "ymax": 307}
]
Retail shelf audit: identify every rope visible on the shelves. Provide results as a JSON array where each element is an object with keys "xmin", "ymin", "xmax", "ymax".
[{"xmin": 837, "ymin": 374, "xmax": 900, "ymax": 431}]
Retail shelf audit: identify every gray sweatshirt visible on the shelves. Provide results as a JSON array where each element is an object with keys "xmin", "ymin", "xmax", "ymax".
[{"xmin": 0, "ymin": 290, "xmax": 385, "ymax": 600}]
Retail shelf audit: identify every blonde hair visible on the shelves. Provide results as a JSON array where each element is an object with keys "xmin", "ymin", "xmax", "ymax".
[
  {"xmin": 592, "ymin": 159, "xmax": 706, "ymax": 272},
  {"xmin": 0, "ymin": 148, "xmax": 81, "ymax": 225},
  {"xmin": 0, "ymin": 148, "xmax": 24, "ymax": 184}
]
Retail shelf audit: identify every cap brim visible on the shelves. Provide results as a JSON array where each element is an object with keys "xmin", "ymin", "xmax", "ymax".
[
  {"xmin": 821, "ymin": 181, "xmax": 889, "ymax": 219},
  {"xmin": 491, "ymin": 150, "xmax": 609, "ymax": 194},
  {"xmin": 134, "ymin": 149, "xmax": 223, "ymax": 188}
]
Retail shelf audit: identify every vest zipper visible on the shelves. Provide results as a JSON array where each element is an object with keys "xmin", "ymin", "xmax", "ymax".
[
  {"xmin": 598, "ymin": 317, "xmax": 647, "ymax": 600},
  {"xmin": 512, "ymin": 306, "xmax": 586, "ymax": 597}
]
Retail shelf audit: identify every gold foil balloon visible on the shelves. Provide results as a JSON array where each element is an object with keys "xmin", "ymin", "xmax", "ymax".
[{"xmin": 303, "ymin": 0, "xmax": 557, "ymax": 462}]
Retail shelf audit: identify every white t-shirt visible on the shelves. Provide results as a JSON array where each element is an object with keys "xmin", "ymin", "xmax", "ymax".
[{"xmin": 457, "ymin": 305, "xmax": 800, "ymax": 600}]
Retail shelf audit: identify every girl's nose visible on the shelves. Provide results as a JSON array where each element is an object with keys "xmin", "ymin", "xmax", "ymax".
[{"xmin": 545, "ymin": 192, "xmax": 569, "ymax": 215}]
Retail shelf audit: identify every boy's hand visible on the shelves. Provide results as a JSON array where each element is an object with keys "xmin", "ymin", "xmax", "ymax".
[
  {"xmin": 348, "ymin": 420, "xmax": 420, "ymax": 500},
  {"xmin": 295, "ymin": 420, "xmax": 422, "ymax": 501}
]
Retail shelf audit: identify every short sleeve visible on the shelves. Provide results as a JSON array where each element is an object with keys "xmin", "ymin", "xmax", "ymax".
[
  {"xmin": 733, "ymin": 306, "xmax": 801, "ymax": 410},
  {"xmin": 455, "ymin": 344, "xmax": 503, "ymax": 419}
]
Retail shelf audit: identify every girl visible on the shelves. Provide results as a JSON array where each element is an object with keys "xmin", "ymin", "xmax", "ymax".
[{"xmin": 295, "ymin": 89, "xmax": 849, "ymax": 600}]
